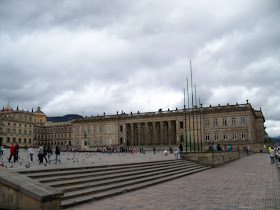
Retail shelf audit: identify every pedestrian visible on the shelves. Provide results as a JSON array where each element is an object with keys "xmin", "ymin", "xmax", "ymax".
[
  {"xmin": 212, "ymin": 143, "xmax": 217, "ymax": 152},
  {"xmin": 1, "ymin": 145, "xmax": 4, "ymax": 155},
  {"xmin": 47, "ymin": 146, "xmax": 53, "ymax": 164},
  {"xmin": 28, "ymin": 145, "xmax": 34, "ymax": 162},
  {"xmin": 0, "ymin": 145, "xmax": 3, "ymax": 164},
  {"xmin": 208, "ymin": 143, "xmax": 213, "ymax": 151},
  {"xmin": 55, "ymin": 146, "xmax": 61, "ymax": 164},
  {"xmin": 8, "ymin": 143, "xmax": 15, "ymax": 162},
  {"xmin": 43, "ymin": 145, "xmax": 48, "ymax": 164},
  {"xmin": 175, "ymin": 148, "xmax": 180, "ymax": 159},
  {"xmin": 153, "ymin": 147, "xmax": 156, "ymax": 155},
  {"xmin": 130, "ymin": 147, "xmax": 133, "ymax": 154},
  {"xmin": 217, "ymin": 144, "xmax": 222, "ymax": 151},
  {"xmin": 270, "ymin": 147, "xmax": 275, "ymax": 164},
  {"xmin": 38, "ymin": 144, "xmax": 44, "ymax": 164},
  {"xmin": 14, "ymin": 142, "xmax": 19, "ymax": 162},
  {"xmin": 179, "ymin": 144, "xmax": 183, "ymax": 152}
]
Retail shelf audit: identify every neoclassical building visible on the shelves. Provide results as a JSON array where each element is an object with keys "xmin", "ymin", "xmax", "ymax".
[
  {"xmin": 0, "ymin": 102, "xmax": 266, "ymax": 152},
  {"xmin": 0, "ymin": 104, "xmax": 34, "ymax": 147},
  {"xmin": 72, "ymin": 102, "xmax": 265, "ymax": 151}
]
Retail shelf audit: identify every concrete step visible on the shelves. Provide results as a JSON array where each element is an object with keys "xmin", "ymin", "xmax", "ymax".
[
  {"xmin": 49, "ymin": 163, "xmax": 203, "ymax": 188},
  {"xmin": 37, "ymin": 161, "xmax": 198, "ymax": 183},
  {"xmin": 20, "ymin": 159, "xmax": 187, "ymax": 178},
  {"xmin": 60, "ymin": 166, "xmax": 211, "ymax": 208},
  {"xmin": 55, "ymin": 164, "xmax": 206, "ymax": 192}
]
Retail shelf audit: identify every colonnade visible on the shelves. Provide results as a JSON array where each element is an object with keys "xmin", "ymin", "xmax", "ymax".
[{"xmin": 124, "ymin": 121, "xmax": 177, "ymax": 146}]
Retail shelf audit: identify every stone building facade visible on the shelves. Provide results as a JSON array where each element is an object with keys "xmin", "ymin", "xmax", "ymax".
[
  {"xmin": 72, "ymin": 103, "xmax": 265, "ymax": 151},
  {"xmin": 0, "ymin": 104, "xmax": 34, "ymax": 147},
  {"xmin": 34, "ymin": 121, "xmax": 73, "ymax": 147}
]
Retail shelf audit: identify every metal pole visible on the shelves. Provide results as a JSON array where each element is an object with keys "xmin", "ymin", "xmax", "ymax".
[
  {"xmin": 187, "ymin": 78, "xmax": 191, "ymax": 152},
  {"xmin": 195, "ymin": 85, "xmax": 199, "ymax": 152},
  {"xmin": 199, "ymin": 98, "xmax": 202, "ymax": 152},
  {"xmin": 190, "ymin": 61, "xmax": 195, "ymax": 152},
  {"xmin": 184, "ymin": 88, "xmax": 187, "ymax": 152}
]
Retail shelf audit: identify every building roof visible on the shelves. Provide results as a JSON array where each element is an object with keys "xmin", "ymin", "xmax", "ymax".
[
  {"xmin": 4, "ymin": 104, "xmax": 13, "ymax": 111},
  {"xmin": 34, "ymin": 107, "xmax": 46, "ymax": 115}
]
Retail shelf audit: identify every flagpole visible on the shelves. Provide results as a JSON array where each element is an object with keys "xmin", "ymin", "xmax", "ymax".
[
  {"xmin": 184, "ymin": 88, "xmax": 187, "ymax": 152},
  {"xmin": 187, "ymin": 77, "xmax": 191, "ymax": 152},
  {"xmin": 190, "ymin": 61, "xmax": 195, "ymax": 152}
]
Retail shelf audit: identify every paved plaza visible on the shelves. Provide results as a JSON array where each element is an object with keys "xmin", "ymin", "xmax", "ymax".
[
  {"xmin": 1, "ymin": 150, "xmax": 280, "ymax": 209},
  {"xmin": 0, "ymin": 148, "xmax": 176, "ymax": 171},
  {"xmin": 69, "ymin": 153, "xmax": 280, "ymax": 210}
]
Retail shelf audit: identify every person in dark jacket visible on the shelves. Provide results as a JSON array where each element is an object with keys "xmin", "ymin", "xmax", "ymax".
[
  {"xmin": 14, "ymin": 142, "xmax": 19, "ymax": 162},
  {"xmin": 55, "ymin": 146, "xmax": 61, "ymax": 164}
]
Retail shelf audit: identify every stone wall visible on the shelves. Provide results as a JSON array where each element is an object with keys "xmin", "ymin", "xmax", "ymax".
[
  {"xmin": 180, "ymin": 151, "xmax": 251, "ymax": 167},
  {"xmin": 0, "ymin": 167, "xmax": 63, "ymax": 210}
]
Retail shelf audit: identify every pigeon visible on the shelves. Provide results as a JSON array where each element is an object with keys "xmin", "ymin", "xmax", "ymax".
[
  {"xmin": 25, "ymin": 164, "xmax": 30, "ymax": 168},
  {"xmin": 44, "ymin": 164, "xmax": 47, "ymax": 167},
  {"xmin": 9, "ymin": 165, "xmax": 13, "ymax": 168},
  {"xmin": 20, "ymin": 162, "xmax": 22, "ymax": 165}
]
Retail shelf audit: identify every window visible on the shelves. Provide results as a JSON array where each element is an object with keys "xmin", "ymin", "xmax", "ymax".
[
  {"xmin": 94, "ymin": 138, "xmax": 97, "ymax": 145},
  {"xmin": 29, "ymin": 116, "xmax": 32, "ymax": 121},
  {"xmin": 29, "ymin": 130, "xmax": 32, "ymax": 135},
  {"xmin": 7, "ymin": 128, "xmax": 10, "ymax": 134},
  {"xmin": 120, "ymin": 125, "xmax": 123, "ymax": 132},
  {"xmin": 100, "ymin": 126, "xmax": 103, "ymax": 133},
  {"xmin": 223, "ymin": 118, "xmax": 227, "ymax": 126},
  {"xmin": 13, "ymin": 138, "xmax": 16, "ymax": 143},
  {"xmin": 19, "ymin": 138, "xmax": 21, "ymax": 143},
  {"xmin": 19, "ymin": 129, "xmax": 21, "ymax": 134},
  {"xmin": 242, "ymin": 132, "xmax": 246, "ymax": 139},
  {"xmin": 205, "ymin": 134, "xmax": 210, "ymax": 141},
  {"xmin": 24, "ymin": 116, "xmax": 27, "ymax": 120},
  {"xmin": 241, "ymin": 117, "xmax": 245, "ymax": 125},
  {"xmin": 205, "ymin": 120, "xmax": 209, "ymax": 127},
  {"xmin": 100, "ymin": 138, "xmax": 103, "ymax": 145},
  {"xmin": 40, "ymin": 119, "xmax": 42, "ymax": 123},
  {"xmin": 233, "ymin": 132, "xmax": 237, "ymax": 140},
  {"xmin": 214, "ymin": 119, "xmax": 218, "ymax": 126},
  {"xmin": 35, "ymin": 119, "xmax": 37, "ymax": 123},
  {"xmin": 215, "ymin": 133, "xmax": 219, "ymax": 141},
  {"xmin": 76, "ymin": 128, "xmax": 79, "ymax": 134},
  {"xmin": 88, "ymin": 127, "xmax": 91, "ymax": 134},
  {"xmin": 180, "ymin": 122, "xmax": 183, "ymax": 129},
  {"xmin": 24, "ymin": 130, "xmax": 27, "ymax": 135},
  {"xmin": 94, "ymin": 127, "xmax": 97, "ymax": 133},
  {"xmin": 24, "ymin": 138, "xmax": 26, "ymax": 143},
  {"xmin": 223, "ymin": 133, "xmax": 227, "ymax": 140},
  {"xmin": 120, "ymin": 138, "xmax": 123, "ymax": 144},
  {"xmin": 29, "ymin": 139, "xmax": 31, "ymax": 143},
  {"xmin": 13, "ymin": 129, "xmax": 16, "ymax": 134},
  {"xmin": 19, "ymin": 115, "xmax": 22, "ymax": 120},
  {"xmin": 7, "ymin": 137, "xmax": 10, "ymax": 143},
  {"xmin": 0, "ymin": 128, "xmax": 2, "ymax": 134},
  {"xmin": 232, "ymin": 118, "xmax": 236, "ymax": 126}
]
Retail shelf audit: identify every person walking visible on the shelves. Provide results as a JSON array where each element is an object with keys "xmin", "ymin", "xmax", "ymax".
[
  {"xmin": 14, "ymin": 142, "xmax": 19, "ymax": 162},
  {"xmin": 38, "ymin": 144, "xmax": 44, "ymax": 164},
  {"xmin": 8, "ymin": 143, "xmax": 15, "ymax": 162},
  {"xmin": 28, "ymin": 146, "xmax": 34, "ymax": 162},
  {"xmin": 153, "ymin": 147, "xmax": 156, "ymax": 155},
  {"xmin": 47, "ymin": 146, "xmax": 53, "ymax": 164},
  {"xmin": 270, "ymin": 147, "xmax": 275, "ymax": 164},
  {"xmin": 55, "ymin": 146, "xmax": 61, "ymax": 164}
]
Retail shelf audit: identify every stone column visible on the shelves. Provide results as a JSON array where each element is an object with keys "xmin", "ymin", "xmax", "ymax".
[
  {"xmin": 152, "ymin": 122, "xmax": 156, "ymax": 145},
  {"xmin": 160, "ymin": 121, "xmax": 164, "ymax": 145},
  {"xmin": 131, "ymin": 123, "xmax": 134, "ymax": 146},
  {"xmin": 145, "ymin": 122, "xmax": 149, "ymax": 145},
  {"xmin": 168, "ymin": 121, "xmax": 172, "ymax": 144},
  {"xmin": 123, "ymin": 123, "xmax": 127, "ymax": 145},
  {"xmin": 138, "ymin": 123, "xmax": 141, "ymax": 146}
]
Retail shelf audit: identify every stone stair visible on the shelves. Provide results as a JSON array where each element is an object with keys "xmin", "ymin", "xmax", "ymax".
[{"xmin": 19, "ymin": 159, "xmax": 211, "ymax": 208}]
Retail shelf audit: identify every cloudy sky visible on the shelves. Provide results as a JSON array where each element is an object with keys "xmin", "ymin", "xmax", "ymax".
[{"xmin": 0, "ymin": 1, "xmax": 279, "ymax": 137}]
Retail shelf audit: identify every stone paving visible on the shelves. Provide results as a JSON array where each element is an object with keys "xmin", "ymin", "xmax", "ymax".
[
  {"xmin": 67, "ymin": 153, "xmax": 280, "ymax": 210},
  {"xmin": 0, "ymin": 148, "xmax": 176, "ymax": 171}
]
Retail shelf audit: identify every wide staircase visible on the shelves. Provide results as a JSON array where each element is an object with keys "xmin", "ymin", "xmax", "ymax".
[{"xmin": 19, "ymin": 159, "xmax": 211, "ymax": 208}]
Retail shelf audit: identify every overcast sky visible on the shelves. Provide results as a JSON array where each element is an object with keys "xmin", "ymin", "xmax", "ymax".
[{"xmin": 0, "ymin": 1, "xmax": 279, "ymax": 137}]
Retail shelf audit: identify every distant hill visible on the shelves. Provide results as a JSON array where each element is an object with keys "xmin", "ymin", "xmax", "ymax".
[
  {"xmin": 272, "ymin": 136, "xmax": 280, "ymax": 140},
  {"xmin": 47, "ymin": 114, "xmax": 83, "ymax": 122}
]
